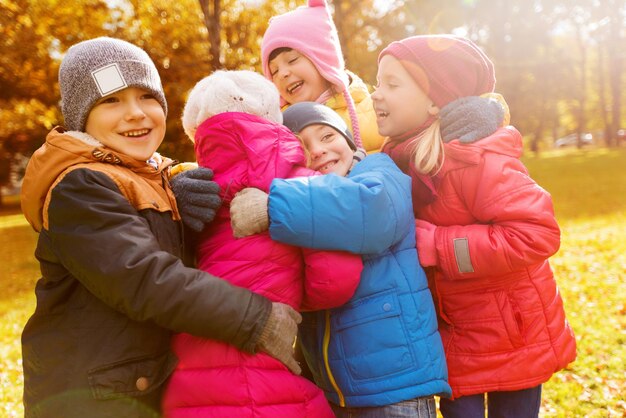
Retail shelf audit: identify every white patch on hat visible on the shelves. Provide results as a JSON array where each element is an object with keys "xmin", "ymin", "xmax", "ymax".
[{"xmin": 91, "ymin": 63, "xmax": 128, "ymax": 96}]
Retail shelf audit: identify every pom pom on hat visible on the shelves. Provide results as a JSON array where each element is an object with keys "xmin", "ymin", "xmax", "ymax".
[
  {"xmin": 182, "ymin": 70, "xmax": 283, "ymax": 141},
  {"xmin": 282, "ymin": 101, "xmax": 356, "ymax": 151},
  {"xmin": 59, "ymin": 37, "xmax": 167, "ymax": 132},
  {"xmin": 379, "ymin": 35, "xmax": 496, "ymax": 109}
]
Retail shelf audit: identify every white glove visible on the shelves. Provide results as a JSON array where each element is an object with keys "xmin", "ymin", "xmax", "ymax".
[{"xmin": 230, "ymin": 188, "xmax": 270, "ymax": 238}]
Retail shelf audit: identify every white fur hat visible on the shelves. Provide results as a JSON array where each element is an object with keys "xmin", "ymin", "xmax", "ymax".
[{"xmin": 182, "ymin": 70, "xmax": 283, "ymax": 141}]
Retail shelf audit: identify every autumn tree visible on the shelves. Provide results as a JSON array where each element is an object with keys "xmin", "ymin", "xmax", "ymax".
[
  {"xmin": 0, "ymin": 0, "xmax": 115, "ymax": 203},
  {"xmin": 390, "ymin": 0, "xmax": 625, "ymax": 152},
  {"xmin": 1, "ymin": 0, "xmax": 624, "ymax": 175}
]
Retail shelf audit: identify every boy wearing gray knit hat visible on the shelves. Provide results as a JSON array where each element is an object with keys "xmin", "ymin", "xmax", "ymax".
[
  {"xmin": 59, "ymin": 36, "xmax": 168, "ymax": 132},
  {"xmin": 19, "ymin": 36, "xmax": 304, "ymax": 418}
]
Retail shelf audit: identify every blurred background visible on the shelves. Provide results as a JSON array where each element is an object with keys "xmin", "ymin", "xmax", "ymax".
[
  {"xmin": 0, "ymin": 0, "xmax": 624, "ymax": 204},
  {"xmin": 1, "ymin": 2, "xmax": 625, "ymax": 417}
]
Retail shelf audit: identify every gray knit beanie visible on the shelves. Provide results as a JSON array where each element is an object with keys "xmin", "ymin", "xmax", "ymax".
[
  {"xmin": 59, "ymin": 37, "xmax": 168, "ymax": 131},
  {"xmin": 282, "ymin": 101, "xmax": 356, "ymax": 150}
]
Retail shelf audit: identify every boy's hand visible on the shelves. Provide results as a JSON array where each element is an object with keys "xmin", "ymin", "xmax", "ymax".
[
  {"xmin": 170, "ymin": 166, "xmax": 222, "ymax": 232},
  {"xmin": 257, "ymin": 302, "xmax": 302, "ymax": 375},
  {"xmin": 230, "ymin": 188, "xmax": 269, "ymax": 238},
  {"xmin": 440, "ymin": 95, "xmax": 505, "ymax": 143}
]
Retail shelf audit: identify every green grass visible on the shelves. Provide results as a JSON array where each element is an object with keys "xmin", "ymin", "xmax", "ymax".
[
  {"xmin": 522, "ymin": 147, "xmax": 626, "ymax": 417},
  {"xmin": 0, "ymin": 214, "xmax": 39, "ymax": 418},
  {"xmin": 1, "ymin": 148, "xmax": 625, "ymax": 417}
]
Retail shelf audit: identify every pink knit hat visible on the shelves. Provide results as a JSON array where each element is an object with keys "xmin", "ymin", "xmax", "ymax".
[
  {"xmin": 261, "ymin": 0, "xmax": 362, "ymax": 148},
  {"xmin": 379, "ymin": 35, "xmax": 496, "ymax": 109}
]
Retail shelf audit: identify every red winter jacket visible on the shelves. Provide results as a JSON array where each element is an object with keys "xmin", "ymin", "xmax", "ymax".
[
  {"xmin": 162, "ymin": 112, "xmax": 362, "ymax": 417},
  {"xmin": 416, "ymin": 127, "xmax": 576, "ymax": 398}
]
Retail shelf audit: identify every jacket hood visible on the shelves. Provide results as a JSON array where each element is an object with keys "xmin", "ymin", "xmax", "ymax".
[
  {"xmin": 443, "ymin": 126, "xmax": 522, "ymax": 169},
  {"xmin": 322, "ymin": 71, "xmax": 384, "ymax": 154},
  {"xmin": 21, "ymin": 127, "xmax": 172, "ymax": 232},
  {"xmin": 193, "ymin": 112, "xmax": 312, "ymax": 203},
  {"xmin": 325, "ymin": 70, "xmax": 370, "ymax": 110}
]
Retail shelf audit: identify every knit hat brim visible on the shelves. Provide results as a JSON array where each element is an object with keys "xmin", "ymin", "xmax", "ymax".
[{"xmin": 282, "ymin": 101, "xmax": 356, "ymax": 151}]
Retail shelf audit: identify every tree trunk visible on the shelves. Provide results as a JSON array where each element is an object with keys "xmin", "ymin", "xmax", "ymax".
[
  {"xmin": 531, "ymin": 98, "xmax": 548, "ymax": 156},
  {"xmin": 198, "ymin": 0, "xmax": 222, "ymax": 70},
  {"xmin": 607, "ymin": 0, "xmax": 623, "ymax": 147},
  {"xmin": 596, "ymin": 42, "xmax": 611, "ymax": 146},
  {"xmin": 331, "ymin": 0, "xmax": 349, "ymax": 68},
  {"xmin": 0, "ymin": 150, "xmax": 10, "ymax": 208},
  {"xmin": 574, "ymin": 22, "xmax": 587, "ymax": 149}
]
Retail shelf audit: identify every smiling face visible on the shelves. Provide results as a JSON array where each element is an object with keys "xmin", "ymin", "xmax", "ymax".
[
  {"xmin": 298, "ymin": 123, "xmax": 353, "ymax": 176},
  {"xmin": 268, "ymin": 49, "xmax": 332, "ymax": 104},
  {"xmin": 371, "ymin": 54, "xmax": 439, "ymax": 138},
  {"xmin": 85, "ymin": 87, "xmax": 166, "ymax": 161}
]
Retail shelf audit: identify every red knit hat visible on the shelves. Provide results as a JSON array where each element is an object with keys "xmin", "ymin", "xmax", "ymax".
[{"xmin": 379, "ymin": 35, "xmax": 496, "ymax": 108}]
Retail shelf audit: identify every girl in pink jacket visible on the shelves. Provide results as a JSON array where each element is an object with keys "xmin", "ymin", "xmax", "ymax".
[
  {"xmin": 161, "ymin": 70, "xmax": 362, "ymax": 418},
  {"xmin": 373, "ymin": 35, "xmax": 576, "ymax": 418}
]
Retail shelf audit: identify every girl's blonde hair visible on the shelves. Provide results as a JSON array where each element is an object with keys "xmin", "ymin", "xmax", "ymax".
[{"xmin": 410, "ymin": 119, "xmax": 445, "ymax": 175}]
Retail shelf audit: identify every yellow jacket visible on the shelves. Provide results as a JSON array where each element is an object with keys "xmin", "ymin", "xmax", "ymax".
[{"xmin": 324, "ymin": 71, "xmax": 384, "ymax": 154}]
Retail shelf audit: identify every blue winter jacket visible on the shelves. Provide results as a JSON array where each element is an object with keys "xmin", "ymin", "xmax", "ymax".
[{"xmin": 268, "ymin": 153, "xmax": 451, "ymax": 407}]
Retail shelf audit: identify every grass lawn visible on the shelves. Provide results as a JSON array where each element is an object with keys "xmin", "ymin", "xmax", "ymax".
[
  {"xmin": 1, "ymin": 147, "xmax": 625, "ymax": 417},
  {"xmin": 523, "ymin": 147, "xmax": 626, "ymax": 417},
  {"xmin": 0, "ymin": 210, "xmax": 40, "ymax": 418}
]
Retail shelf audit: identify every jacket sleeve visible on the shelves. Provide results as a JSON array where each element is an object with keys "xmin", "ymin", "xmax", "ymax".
[
  {"xmin": 46, "ymin": 169, "xmax": 270, "ymax": 353},
  {"xmin": 268, "ymin": 154, "xmax": 413, "ymax": 255},
  {"xmin": 432, "ymin": 154, "xmax": 561, "ymax": 280},
  {"xmin": 299, "ymin": 248, "xmax": 362, "ymax": 311}
]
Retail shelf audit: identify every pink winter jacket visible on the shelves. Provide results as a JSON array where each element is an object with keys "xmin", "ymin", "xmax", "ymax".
[
  {"xmin": 162, "ymin": 112, "xmax": 362, "ymax": 418},
  {"xmin": 417, "ymin": 127, "xmax": 576, "ymax": 398}
]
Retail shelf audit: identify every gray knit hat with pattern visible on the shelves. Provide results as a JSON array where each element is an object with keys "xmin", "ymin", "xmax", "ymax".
[{"xmin": 59, "ymin": 37, "xmax": 168, "ymax": 131}]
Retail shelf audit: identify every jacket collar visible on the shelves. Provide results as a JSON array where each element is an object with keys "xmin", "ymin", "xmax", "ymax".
[
  {"xmin": 442, "ymin": 126, "xmax": 523, "ymax": 171},
  {"xmin": 21, "ymin": 127, "xmax": 173, "ymax": 232}
]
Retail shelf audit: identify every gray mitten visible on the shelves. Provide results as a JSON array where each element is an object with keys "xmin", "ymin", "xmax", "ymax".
[
  {"xmin": 256, "ymin": 302, "xmax": 302, "ymax": 375},
  {"xmin": 170, "ymin": 167, "xmax": 222, "ymax": 232},
  {"xmin": 440, "ymin": 96, "xmax": 504, "ymax": 143}
]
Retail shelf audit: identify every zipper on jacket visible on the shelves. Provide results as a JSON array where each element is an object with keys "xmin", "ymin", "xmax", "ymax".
[
  {"xmin": 323, "ymin": 310, "xmax": 345, "ymax": 407},
  {"xmin": 161, "ymin": 169, "xmax": 189, "ymax": 263}
]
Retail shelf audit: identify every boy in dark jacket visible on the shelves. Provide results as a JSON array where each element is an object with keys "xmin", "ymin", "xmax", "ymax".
[{"xmin": 19, "ymin": 37, "xmax": 301, "ymax": 418}]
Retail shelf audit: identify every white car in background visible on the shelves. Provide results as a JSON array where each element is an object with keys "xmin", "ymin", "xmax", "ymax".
[{"xmin": 554, "ymin": 133, "xmax": 593, "ymax": 147}]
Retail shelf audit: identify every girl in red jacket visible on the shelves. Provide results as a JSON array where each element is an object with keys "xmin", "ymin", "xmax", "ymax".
[{"xmin": 372, "ymin": 35, "xmax": 577, "ymax": 418}]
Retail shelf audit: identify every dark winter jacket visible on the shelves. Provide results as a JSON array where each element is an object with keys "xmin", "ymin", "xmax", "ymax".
[{"xmin": 19, "ymin": 127, "xmax": 270, "ymax": 418}]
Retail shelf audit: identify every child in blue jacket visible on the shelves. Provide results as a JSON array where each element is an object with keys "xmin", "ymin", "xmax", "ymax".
[{"xmin": 231, "ymin": 102, "xmax": 451, "ymax": 418}]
